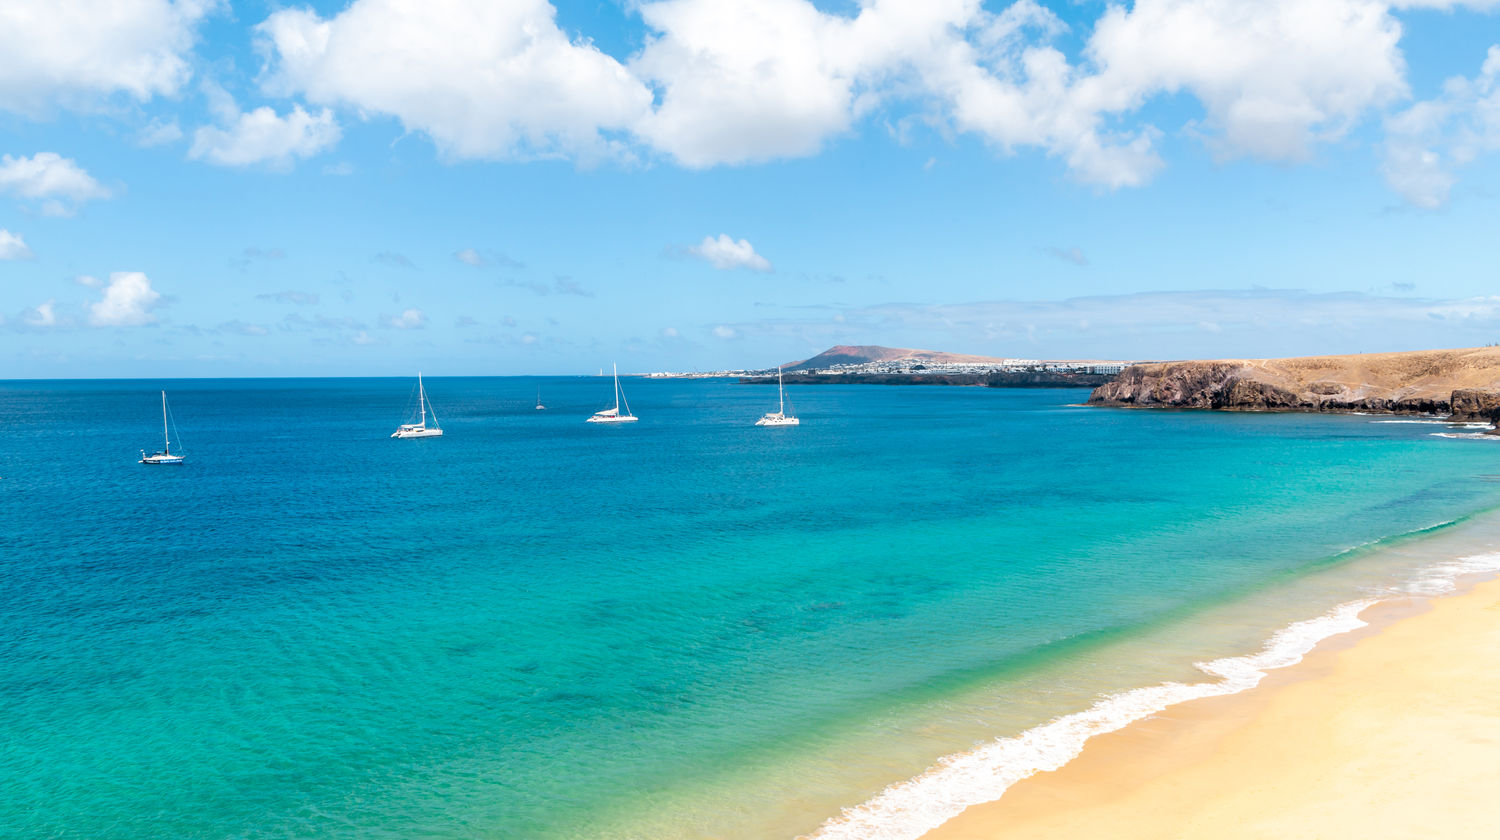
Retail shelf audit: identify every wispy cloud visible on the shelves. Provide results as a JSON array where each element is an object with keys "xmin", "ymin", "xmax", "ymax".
[
  {"xmin": 280, "ymin": 313, "xmax": 366, "ymax": 332},
  {"xmin": 256, "ymin": 289, "xmax": 318, "ymax": 305},
  {"xmin": 502, "ymin": 276, "xmax": 594, "ymax": 297},
  {"xmin": 710, "ymin": 289, "xmax": 1500, "ymax": 361},
  {"xmin": 1382, "ymin": 45, "xmax": 1500, "ymax": 209},
  {"xmin": 235, "ymin": 246, "xmax": 287, "ymax": 270},
  {"xmin": 1044, "ymin": 246, "xmax": 1089, "ymax": 267},
  {"xmin": 553, "ymin": 276, "xmax": 592, "ymax": 297},
  {"xmin": 218, "ymin": 320, "xmax": 270, "ymax": 336},
  {"xmin": 22, "ymin": 300, "xmax": 58, "ymax": 328},
  {"xmin": 374, "ymin": 251, "xmax": 416, "ymax": 269},
  {"xmin": 136, "ymin": 118, "xmax": 183, "ymax": 147},
  {"xmin": 455, "ymin": 247, "xmax": 524, "ymax": 269},
  {"xmin": 0, "ymin": 229, "xmax": 34, "ymax": 260}
]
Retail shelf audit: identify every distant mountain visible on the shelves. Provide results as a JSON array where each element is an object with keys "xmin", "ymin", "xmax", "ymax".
[{"xmin": 784, "ymin": 344, "xmax": 1009, "ymax": 371}]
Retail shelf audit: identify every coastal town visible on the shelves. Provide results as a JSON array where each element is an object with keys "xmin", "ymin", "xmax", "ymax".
[{"xmin": 646, "ymin": 344, "xmax": 1136, "ymax": 380}]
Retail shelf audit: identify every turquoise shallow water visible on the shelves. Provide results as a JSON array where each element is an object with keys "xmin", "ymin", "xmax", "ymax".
[{"xmin": 3, "ymin": 378, "xmax": 1500, "ymax": 839}]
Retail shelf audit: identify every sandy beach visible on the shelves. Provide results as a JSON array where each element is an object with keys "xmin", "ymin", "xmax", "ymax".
[{"xmin": 922, "ymin": 574, "xmax": 1500, "ymax": 840}]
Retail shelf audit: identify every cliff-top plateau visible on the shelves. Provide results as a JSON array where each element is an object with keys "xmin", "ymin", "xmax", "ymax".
[{"xmin": 1089, "ymin": 346, "xmax": 1500, "ymax": 422}]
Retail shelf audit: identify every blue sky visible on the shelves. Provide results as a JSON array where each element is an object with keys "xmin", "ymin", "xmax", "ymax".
[{"xmin": 2, "ymin": 0, "xmax": 1500, "ymax": 377}]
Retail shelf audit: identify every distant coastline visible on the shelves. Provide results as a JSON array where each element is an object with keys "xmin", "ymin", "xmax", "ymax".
[
  {"xmin": 651, "ymin": 343, "xmax": 1133, "ymax": 387},
  {"xmin": 738, "ymin": 371, "xmax": 1115, "ymax": 388}
]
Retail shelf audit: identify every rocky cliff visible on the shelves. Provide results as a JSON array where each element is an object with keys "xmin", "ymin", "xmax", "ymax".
[{"xmin": 1089, "ymin": 347, "xmax": 1500, "ymax": 423}]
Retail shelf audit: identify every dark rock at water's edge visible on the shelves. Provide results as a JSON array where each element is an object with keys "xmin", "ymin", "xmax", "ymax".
[
  {"xmin": 985, "ymin": 371, "xmax": 1116, "ymax": 388},
  {"xmin": 1450, "ymin": 389, "xmax": 1500, "ymax": 423},
  {"xmin": 738, "ymin": 371, "xmax": 1116, "ymax": 388}
]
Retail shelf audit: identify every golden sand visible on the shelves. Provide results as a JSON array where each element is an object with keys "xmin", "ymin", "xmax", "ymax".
[{"xmin": 921, "ymin": 576, "xmax": 1500, "ymax": 839}]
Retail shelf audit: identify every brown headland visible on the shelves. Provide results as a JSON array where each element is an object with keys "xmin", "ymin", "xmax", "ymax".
[{"xmin": 1089, "ymin": 345, "xmax": 1500, "ymax": 422}]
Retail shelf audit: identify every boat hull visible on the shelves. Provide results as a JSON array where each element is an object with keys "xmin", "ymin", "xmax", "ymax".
[
  {"xmin": 586, "ymin": 415, "xmax": 638, "ymax": 424},
  {"xmin": 140, "ymin": 454, "xmax": 185, "ymax": 464},
  {"xmin": 755, "ymin": 414, "xmax": 800, "ymax": 427},
  {"xmin": 391, "ymin": 428, "xmax": 443, "ymax": 438}
]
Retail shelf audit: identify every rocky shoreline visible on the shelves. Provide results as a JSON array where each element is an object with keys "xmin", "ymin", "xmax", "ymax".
[{"xmin": 1087, "ymin": 348, "xmax": 1500, "ymax": 430}]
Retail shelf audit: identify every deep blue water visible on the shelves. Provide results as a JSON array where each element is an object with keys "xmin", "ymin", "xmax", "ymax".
[{"xmin": 2, "ymin": 377, "xmax": 1499, "ymax": 839}]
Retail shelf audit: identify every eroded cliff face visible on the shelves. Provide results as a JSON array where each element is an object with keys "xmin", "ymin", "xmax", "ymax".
[
  {"xmin": 1090, "ymin": 363, "xmax": 1310, "ymax": 409},
  {"xmin": 1089, "ymin": 348, "xmax": 1500, "ymax": 421},
  {"xmin": 1450, "ymin": 389, "xmax": 1500, "ymax": 422}
]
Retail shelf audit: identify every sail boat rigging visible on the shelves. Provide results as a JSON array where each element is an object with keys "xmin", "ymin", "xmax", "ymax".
[
  {"xmin": 755, "ymin": 365, "xmax": 800, "ymax": 426},
  {"xmin": 392, "ymin": 373, "xmax": 444, "ymax": 438},
  {"xmin": 586, "ymin": 363, "xmax": 638, "ymax": 423},
  {"xmin": 140, "ymin": 391, "xmax": 186, "ymax": 464}
]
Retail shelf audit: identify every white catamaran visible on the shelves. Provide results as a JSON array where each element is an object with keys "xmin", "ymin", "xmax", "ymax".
[
  {"xmin": 755, "ymin": 365, "xmax": 800, "ymax": 427},
  {"xmin": 392, "ymin": 373, "xmax": 444, "ymax": 438},
  {"xmin": 140, "ymin": 390, "xmax": 186, "ymax": 464},
  {"xmin": 587, "ymin": 364, "xmax": 638, "ymax": 424}
]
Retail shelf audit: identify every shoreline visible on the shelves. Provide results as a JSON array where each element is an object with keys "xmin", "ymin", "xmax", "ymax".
[
  {"xmin": 802, "ymin": 509, "xmax": 1500, "ymax": 840},
  {"xmin": 914, "ymin": 568, "xmax": 1500, "ymax": 839}
]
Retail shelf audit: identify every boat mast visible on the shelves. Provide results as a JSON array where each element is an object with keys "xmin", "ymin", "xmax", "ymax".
[
  {"xmin": 419, "ymin": 372, "xmax": 427, "ymax": 427},
  {"xmin": 778, "ymin": 365, "xmax": 785, "ymax": 415},
  {"xmin": 613, "ymin": 363, "xmax": 621, "ymax": 413},
  {"xmin": 161, "ymin": 391, "xmax": 170, "ymax": 454}
]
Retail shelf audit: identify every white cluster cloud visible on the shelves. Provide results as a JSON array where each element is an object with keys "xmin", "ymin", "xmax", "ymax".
[
  {"xmin": 250, "ymin": 0, "xmax": 1422, "ymax": 189},
  {"xmin": 0, "ymin": 0, "xmax": 1495, "ymax": 202},
  {"xmin": 0, "ymin": 0, "xmax": 213, "ymax": 114},
  {"xmin": 0, "ymin": 152, "xmax": 112, "ymax": 215},
  {"xmin": 257, "ymin": 0, "xmax": 650, "ymax": 161},
  {"xmin": 1382, "ymin": 45, "xmax": 1500, "ymax": 207},
  {"xmin": 89, "ymin": 271, "xmax": 163, "ymax": 326},
  {"xmin": 190, "ymin": 100, "xmax": 341, "ymax": 169},
  {"xmin": 631, "ymin": 0, "xmax": 866, "ymax": 167},
  {"xmin": 0, "ymin": 229, "xmax": 33, "ymax": 260},
  {"xmin": 690, "ymin": 234, "xmax": 772, "ymax": 271},
  {"xmin": 1082, "ymin": 0, "xmax": 1405, "ymax": 162},
  {"xmin": 1390, "ymin": 1, "xmax": 1500, "ymax": 8}
]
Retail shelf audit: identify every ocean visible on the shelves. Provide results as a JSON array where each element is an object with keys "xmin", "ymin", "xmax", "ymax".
[{"xmin": 3, "ymin": 377, "xmax": 1499, "ymax": 839}]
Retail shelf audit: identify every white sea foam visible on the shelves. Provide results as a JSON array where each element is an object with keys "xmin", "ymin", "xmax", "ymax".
[
  {"xmin": 1399, "ymin": 551, "xmax": 1500, "ymax": 596},
  {"xmin": 805, "ymin": 601, "xmax": 1374, "ymax": 840},
  {"xmin": 1431, "ymin": 432, "xmax": 1500, "ymax": 441},
  {"xmin": 1373, "ymin": 418, "xmax": 1452, "ymax": 425}
]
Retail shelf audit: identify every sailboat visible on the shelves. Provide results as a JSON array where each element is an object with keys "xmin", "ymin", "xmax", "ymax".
[
  {"xmin": 140, "ymin": 391, "xmax": 186, "ymax": 464},
  {"xmin": 755, "ymin": 365, "xmax": 800, "ymax": 426},
  {"xmin": 586, "ymin": 363, "xmax": 638, "ymax": 423},
  {"xmin": 535, "ymin": 388, "xmax": 546, "ymax": 410},
  {"xmin": 392, "ymin": 373, "xmax": 444, "ymax": 438}
]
